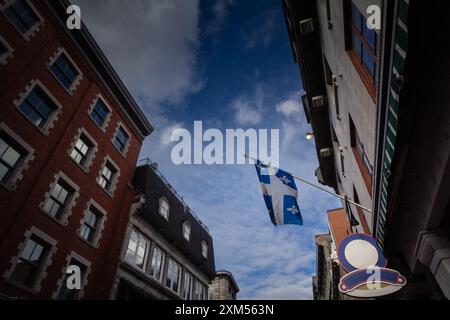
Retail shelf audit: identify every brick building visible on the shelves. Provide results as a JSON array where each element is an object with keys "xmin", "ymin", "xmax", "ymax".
[
  {"xmin": 210, "ymin": 270, "xmax": 239, "ymax": 300},
  {"xmin": 0, "ymin": 0, "xmax": 152, "ymax": 299}
]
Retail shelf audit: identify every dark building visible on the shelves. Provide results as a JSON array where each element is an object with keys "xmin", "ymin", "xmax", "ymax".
[
  {"xmin": 110, "ymin": 163, "xmax": 215, "ymax": 300},
  {"xmin": 0, "ymin": 0, "xmax": 152, "ymax": 299},
  {"xmin": 283, "ymin": 0, "xmax": 450, "ymax": 299}
]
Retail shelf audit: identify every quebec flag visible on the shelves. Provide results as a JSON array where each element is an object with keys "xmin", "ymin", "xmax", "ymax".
[{"xmin": 255, "ymin": 161, "xmax": 303, "ymax": 226}]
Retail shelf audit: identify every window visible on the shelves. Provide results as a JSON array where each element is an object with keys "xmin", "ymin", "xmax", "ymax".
[
  {"xmin": 194, "ymin": 280, "xmax": 206, "ymax": 300},
  {"xmin": 182, "ymin": 221, "xmax": 191, "ymax": 241},
  {"xmin": 56, "ymin": 258, "xmax": 87, "ymax": 300},
  {"xmin": 70, "ymin": 133, "xmax": 94, "ymax": 167},
  {"xmin": 18, "ymin": 86, "xmax": 58, "ymax": 129},
  {"xmin": 201, "ymin": 240, "xmax": 208, "ymax": 259},
  {"xmin": 98, "ymin": 161, "xmax": 117, "ymax": 193},
  {"xmin": 90, "ymin": 98, "xmax": 110, "ymax": 128},
  {"xmin": 182, "ymin": 271, "xmax": 193, "ymax": 300},
  {"xmin": 0, "ymin": 40, "xmax": 6, "ymax": 56},
  {"xmin": 326, "ymin": 0, "xmax": 332, "ymax": 29},
  {"xmin": 0, "ymin": 35, "xmax": 13, "ymax": 68},
  {"xmin": 49, "ymin": 52, "xmax": 80, "ymax": 91},
  {"xmin": 79, "ymin": 206, "xmax": 103, "ymax": 244},
  {"xmin": 125, "ymin": 229, "xmax": 148, "ymax": 270},
  {"xmin": 43, "ymin": 179, "xmax": 74, "ymax": 220},
  {"xmin": 350, "ymin": 114, "xmax": 373, "ymax": 193},
  {"xmin": 345, "ymin": 1, "xmax": 378, "ymax": 98},
  {"xmin": 113, "ymin": 126, "xmax": 129, "ymax": 153},
  {"xmin": 159, "ymin": 197, "xmax": 169, "ymax": 220},
  {"xmin": 165, "ymin": 258, "xmax": 181, "ymax": 293},
  {"xmin": 148, "ymin": 245, "xmax": 165, "ymax": 281},
  {"xmin": 353, "ymin": 186, "xmax": 370, "ymax": 234},
  {"xmin": 3, "ymin": 0, "xmax": 40, "ymax": 35},
  {"xmin": 10, "ymin": 236, "xmax": 48, "ymax": 288},
  {"xmin": 0, "ymin": 134, "xmax": 25, "ymax": 184}
]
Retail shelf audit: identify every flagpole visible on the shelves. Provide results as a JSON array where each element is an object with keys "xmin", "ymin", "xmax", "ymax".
[{"xmin": 244, "ymin": 154, "xmax": 372, "ymax": 213}]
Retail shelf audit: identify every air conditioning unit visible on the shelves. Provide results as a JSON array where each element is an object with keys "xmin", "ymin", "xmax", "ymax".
[
  {"xmin": 320, "ymin": 148, "xmax": 332, "ymax": 158},
  {"xmin": 299, "ymin": 18, "xmax": 315, "ymax": 34},
  {"xmin": 312, "ymin": 95, "xmax": 326, "ymax": 107},
  {"xmin": 332, "ymin": 75, "xmax": 338, "ymax": 88}
]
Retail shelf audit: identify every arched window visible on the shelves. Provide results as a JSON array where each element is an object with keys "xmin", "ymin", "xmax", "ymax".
[
  {"xmin": 201, "ymin": 240, "xmax": 208, "ymax": 259},
  {"xmin": 159, "ymin": 197, "xmax": 169, "ymax": 220},
  {"xmin": 182, "ymin": 221, "xmax": 191, "ymax": 241}
]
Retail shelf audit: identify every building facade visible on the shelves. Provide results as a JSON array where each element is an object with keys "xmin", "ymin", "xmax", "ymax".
[
  {"xmin": 283, "ymin": 0, "xmax": 450, "ymax": 299},
  {"xmin": 210, "ymin": 270, "xmax": 239, "ymax": 300},
  {"xmin": 0, "ymin": 0, "xmax": 152, "ymax": 299},
  {"xmin": 110, "ymin": 163, "xmax": 215, "ymax": 300}
]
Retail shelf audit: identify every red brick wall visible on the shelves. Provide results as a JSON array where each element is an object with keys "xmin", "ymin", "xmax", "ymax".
[{"xmin": 0, "ymin": 0, "xmax": 146, "ymax": 299}]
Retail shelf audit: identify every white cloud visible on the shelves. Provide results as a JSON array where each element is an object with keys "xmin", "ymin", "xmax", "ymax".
[
  {"xmin": 242, "ymin": 9, "xmax": 279, "ymax": 49},
  {"xmin": 205, "ymin": 0, "xmax": 235, "ymax": 35},
  {"xmin": 276, "ymin": 99, "xmax": 301, "ymax": 117},
  {"xmin": 75, "ymin": 0, "xmax": 202, "ymax": 105},
  {"xmin": 230, "ymin": 86, "xmax": 264, "ymax": 125}
]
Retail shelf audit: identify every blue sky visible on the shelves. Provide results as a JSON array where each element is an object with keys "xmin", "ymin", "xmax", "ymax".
[{"xmin": 77, "ymin": 0, "xmax": 340, "ymax": 299}]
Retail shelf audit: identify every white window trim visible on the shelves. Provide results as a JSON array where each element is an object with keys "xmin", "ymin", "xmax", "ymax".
[
  {"xmin": 0, "ymin": 0, "xmax": 44, "ymax": 42},
  {"xmin": 201, "ymin": 240, "xmax": 208, "ymax": 259},
  {"xmin": 124, "ymin": 228, "xmax": 150, "ymax": 272},
  {"xmin": 67, "ymin": 127, "xmax": 98, "ymax": 173},
  {"xmin": 164, "ymin": 256, "xmax": 182, "ymax": 295},
  {"xmin": 13, "ymin": 79, "xmax": 63, "ymax": 135},
  {"xmin": 47, "ymin": 47, "xmax": 83, "ymax": 95},
  {"xmin": 159, "ymin": 196, "xmax": 170, "ymax": 220},
  {"xmin": 182, "ymin": 221, "xmax": 191, "ymax": 242},
  {"xmin": 3, "ymin": 226, "xmax": 57, "ymax": 294},
  {"xmin": 96, "ymin": 155, "xmax": 120, "ymax": 197},
  {"xmin": 88, "ymin": 94, "xmax": 112, "ymax": 132},
  {"xmin": 77, "ymin": 199, "xmax": 107, "ymax": 249},
  {"xmin": 52, "ymin": 251, "xmax": 92, "ymax": 300},
  {"xmin": 0, "ymin": 34, "xmax": 13, "ymax": 68},
  {"xmin": 111, "ymin": 121, "xmax": 131, "ymax": 158},
  {"xmin": 0, "ymin": 122, "xmax": 35, "ymax": 191},
  {"xmin": 147, "ymin": 242, "xmax": 166, "ymax": 283},
  {"xmin": 39, "ymin": 171, "xmax": 80, "ymax": 226}
]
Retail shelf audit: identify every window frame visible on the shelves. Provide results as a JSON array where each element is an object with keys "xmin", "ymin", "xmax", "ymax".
[
  {"xmin": 159, "ymin": 196, "xmax": 170, "ymax": 220},
  {"xmin": 78, "ymin": 200, "xmax": 106, "ymax": 248},
  {"xmin": 53, "ymin": 251, "xmax": 91, "ymax": 300},
  {"xmin": 0, "ymin": 123, "xmax": 35, "ymax": 191},
  {"xmin": 182, "ymin": 221, "xmax": 191, "ymax": 242},
  {"xmin": 1, "ymin": 0, "xmax": 44, "ymax": 41},
  {"xmin": 13, "ymin": 79, "xmax": 63, "ymax": 135},
  {"xmin": 182, "ymin": 271, "xmax": 193, "ymax": 300},
  {"xmin": 165, "ymin": 257, "xmax": 182, "ymax": 294},
  {"xmin": 40, "ymin": 171, "xmax": 80, "ymax": 226},
  {"xmin": 47, "ymin": 48, "xmax": 83, "ymax": 95},
  {"xmin": 349, "ymin": 114, "xmax": 373, "ymax": 195},
  {"xmin": 112, "ymin": 122, "xmax": 131, "ymax": 157},
  {"xmin": 148, "ymin": 243, "xmax": 165, "ymax": 282},
  {"xmin": 88, "ymin": 94, "xmax": 112, "ymax": 132},
  {"xmin": 4, "ymin": 226, "xmax": 57, "ymax": 294},
  {"xmin": 344, "ymin": 1, "xmax": 378, "ymax": 101},
  {"xmin": 97, "ymin": 156, "xmax": 120, "ymax": 196},
  {"xmin": 68, "ymin": 128, "xmax": 98, "ymax": 173},
  {"xmin": 0, "ymin": 34, "xmax": 14, "ymax": 68},
  {"xmin": 124, "ymin": 229, "xmax": 150, "ymax": 271},
  {"xmin": 201, "ymin": 240, "xmax": 208, "ymax": 259}
]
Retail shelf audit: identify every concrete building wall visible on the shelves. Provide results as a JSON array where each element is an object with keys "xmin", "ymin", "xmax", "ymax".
[{"xmin": 316, "ymin": 0, "xmax": 381, "ymax": 231}]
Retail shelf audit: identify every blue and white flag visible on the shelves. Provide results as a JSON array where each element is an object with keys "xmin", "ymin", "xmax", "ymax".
[{"xmin": 255, "ymin": 160, "xmax": 303, "ymax": 226}]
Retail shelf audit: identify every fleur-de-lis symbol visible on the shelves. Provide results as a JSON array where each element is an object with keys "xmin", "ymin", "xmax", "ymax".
[
  {"xmin": 287, "ymin": 206, "xmax": 299, "ymax": 215},
  {"xmin": 280, "ymin": 175, "xmax": 291, "ymax": 185}
]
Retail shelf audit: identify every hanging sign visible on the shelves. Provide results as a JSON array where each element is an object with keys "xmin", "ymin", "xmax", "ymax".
[{"xmin": 337, "ymin": 233, "xmax": 406, "ymax": 298}]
